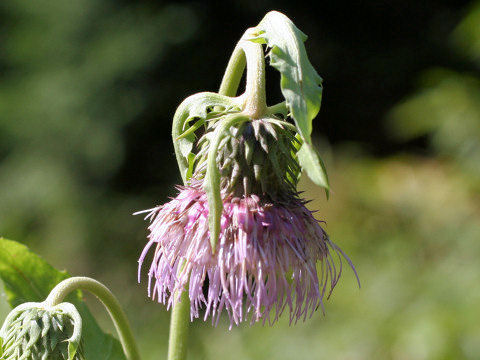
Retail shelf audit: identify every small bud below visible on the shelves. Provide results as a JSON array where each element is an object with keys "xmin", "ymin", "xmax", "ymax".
[{"xmin": 0, "ymin": 302, "xmax": 83, "ymax": 360}]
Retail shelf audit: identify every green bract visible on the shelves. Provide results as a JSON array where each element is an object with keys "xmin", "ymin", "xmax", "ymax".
[{"xmin": 171, "ymin": 11, "xmax": 330, "ymax": 252}]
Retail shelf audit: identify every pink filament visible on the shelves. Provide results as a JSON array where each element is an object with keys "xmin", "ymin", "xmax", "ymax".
[{"xmin": 137, "ymin": 186, "xmax": 358, "ymax": 328}]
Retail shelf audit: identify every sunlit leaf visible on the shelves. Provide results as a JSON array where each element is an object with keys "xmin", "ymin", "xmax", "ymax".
[
  {"xmin": 248, "ymin": 11, "xmax": 329, "ymax": 190},
  {"xmin": 204, "ymin": 114, "xmax": 249, "ymax": 252},
  {"xmin": 452, "ymin": 1, "xmax": 480, "ymax": 63},
  {"xmin": 172, "ymin": 92, "xmax": 241, "ymax": 182},
  {"xmin": 297, "ymin": 142, "xmax": 329, "ymax": 196},
  {"xmin": 0, "ymin": 238, "xmax": 126, "ymax": 360},
  {"xmin": 248, "ymin": 11, "xmax": 323, "ymax": 144}
]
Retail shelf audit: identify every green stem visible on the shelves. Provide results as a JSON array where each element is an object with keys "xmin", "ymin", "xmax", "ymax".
[
  {"xmin": 167, "ymin": 290, "xmax": 190, "ymax": 360},
  {"xmin": 267, "ymin": 101, "xmax": 288, "ymax": 117},
  {"xmin": 241, "ymin": 40, "xmax": 267, "ymax": 118},
  {"xmin": 218, "ymin": 32, "xmax": 267, "ymax": 118},
  {"xmin": 166, "ymin": 30, "xmax": 267, "ymax": 360},
  {"xmin": 45, "ymin": 276, "xmax": 141, "ymax": 360},
  {"xmin": 218, "ymin": 44, "xmax": 246, "ymax": 97}
]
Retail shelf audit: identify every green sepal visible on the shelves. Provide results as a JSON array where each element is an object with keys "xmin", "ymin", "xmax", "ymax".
[
  {"xmin": 58, "ymin": 302, "xmax": 82, "ymax": 360},
  {"xmin": 68, "ymin": 341, "xmax": 79, "ymax": 360},
  {"xmin": 26, "ymin": 318, "xmax": 41, "ymax": 349},
  {"xmin": 172, "ymin": 92, "xmax": 241, "ymax": 182},
  {"xmin": 297, "ymin": 142, "xmax": 330, "ymax": 197},
  {"xmin": 185, "ymin": 152, "xmax": 196, "ymax": 180},
  {"xmin": 204, "ymin": 114, "xmax": 249, "ymax": 253}
]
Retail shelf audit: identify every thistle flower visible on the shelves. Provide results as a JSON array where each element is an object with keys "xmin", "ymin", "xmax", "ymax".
[
  {"xmin": 0, "ymin": 302, "xmax": 83, "ymax": 360},
  {"xmin": 137, "ymin": 11, "xmax": 359, "ymax": 328},
  {"xmin": 137, "ymin": 117, "xmax": 359, "ymax": 327},
  {"xmin": 138, "ymin": 183, "xmax": 357, "ymax": 327}
]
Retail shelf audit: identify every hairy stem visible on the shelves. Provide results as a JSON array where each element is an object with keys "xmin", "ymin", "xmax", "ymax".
[
  {"xmin": 166, "ymin": 29, "xmax": 268, "ymax": 360},
  {"xmin": 218, "ymin": 44, "xmax": 246, "ymax": 97},
  {"xmin": 45, "ymin": 276, "xmax": 141, "ymax": 360},
  {"xmin": 167, "ymin": 290, "xmax": 190, "ymax": 360},
  {"xmin": 219, "ymin": 31, "xmax": 267, "ymax": 118},
  {"xmin": 241, "ymin": 39, "xmax": 267, "ymax": 118}
]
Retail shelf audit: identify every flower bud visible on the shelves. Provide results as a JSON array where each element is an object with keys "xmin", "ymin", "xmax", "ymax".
[
  {"xmin": 193, "ymin": 117, "xmax": 301, "ymax": 198},
  {"xmin": 0, "ymin": 302, "xmax": 83, "ymax": 360}
]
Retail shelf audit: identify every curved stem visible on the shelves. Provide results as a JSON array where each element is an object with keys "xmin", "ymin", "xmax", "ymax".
[
  {"xmin": 218, "ymin": 31, "xmax": 267, "ymax": 118},
  {"xmin": 167, "ymin": 290, "xmax": 190, "ymax": 360},
  {"xmin": 241, "ymin": 40, "xmax": 267, "ymax": 118},
  {"xmin": 45, "ymin": 277, "xmax": 141, "ymax": 360},
  {"xmin": 218, "ymin": 44, "xmax": 246, "ymax": 97}
]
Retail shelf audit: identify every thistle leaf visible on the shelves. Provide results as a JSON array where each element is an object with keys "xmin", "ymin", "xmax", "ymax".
[
  {"xmin": 249, "ymin": 11, "xmax": 323, "ymax": 144},
  {"xmin": 172, "ymin": 92, "xmax": 241, "ymax": 182},
  {"xmin": 297, "ymin": 142, "xmax": 330, "ymax": 197},
  {"xmin": 68, "ymin": 341, "xmax": 79, "ymax": 360},
  {"xmin": 204, "ymin": 114, "xmax": 249, "ymax": 252},
  {"xmin": 248, "ymin": 11, "xmax": 330, "ymax": 191}
]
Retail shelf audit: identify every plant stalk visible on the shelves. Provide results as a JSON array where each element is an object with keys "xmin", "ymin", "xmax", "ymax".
[
  {"xmin": 219, "ymin": 31, "xmax": 267, "ymax": 117},
  {"xmin": 45, "ymin": 276, "xmax": 141, "ymax": 360},
  {"xmin": 167, "ymin": 290, "xmax": 190, "ymax": 360},
  {"xmin": 218, "ymin": 44, "xmax": 246, "ymax": 97},
  {"xmin": 241, "ymin": 39, "xmax": 267, "ymax": 118},
  {"xmin": 165, "ymin": 29, "xmax": 267, "ymax": 360}
]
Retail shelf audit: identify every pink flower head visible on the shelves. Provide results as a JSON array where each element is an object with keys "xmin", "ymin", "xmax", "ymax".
[{"xmin": 137, "ymin": 184, "xmax": 358, "ymax": 327}]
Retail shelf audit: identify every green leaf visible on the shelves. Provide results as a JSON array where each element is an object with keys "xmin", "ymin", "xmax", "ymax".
[
  {"xmin": 297, "ymin": 143, "xmax": 330, "ymax": 197},
  {"xmin": 204, "ymin": 114, "xmax": 249, "ymax": 252},
  {"xmin": 172, "ymin": 92, "xmax": 241, "ymax": 182},
  {"xmin": 248, "ymin": 11, "xmax": 323, "ymax": 145},
  {"xmin": 57, "ymin": 302, "xmax": 83, "ymax": 360},
  {"xmin": 248, "ymin": 11, "xmax": 330, "ymax": 191},
  {"xmin": 0, "ymin": 238, "xmax": 126, "ymax": 360},
  {"xmin": 68, "ymin": 341, "xmax": 79, "ymax": 360}
]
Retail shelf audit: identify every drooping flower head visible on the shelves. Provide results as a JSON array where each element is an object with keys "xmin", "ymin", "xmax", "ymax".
[
  {"xmin": 138, "ymin": 183, "xmax": 357, "ymax": 327},
  {"xmin": 137, "ymin": 11, "xmax": 359, "ymax": 327}
]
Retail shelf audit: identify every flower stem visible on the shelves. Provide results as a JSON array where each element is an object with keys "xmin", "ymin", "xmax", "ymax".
[
  {"xmin": 45, "ymin": 276, "xmax": 141, "ymax": 360},
  {"xmin": 218, "ymin": 44, "xmax": 246, "ymax": 97},
  {"xmin": 241, "ymin": 39, "xmax": 267, "ymax": 118},
  {"xmin": 167, "ymin": 289, "xmax": 190, "ymax": 360},
  {"xmin": 219, "ymin": 31, "xmax": 267, "ymax": 118},
  {"xmin": 165, "ymin": 30, "xmax": 267, "ymax": 360}
]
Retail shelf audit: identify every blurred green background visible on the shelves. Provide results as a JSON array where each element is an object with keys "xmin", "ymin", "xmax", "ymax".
[{"xmin": 1, "ymin": 0, "xmax": 479, "ymax": 359}]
